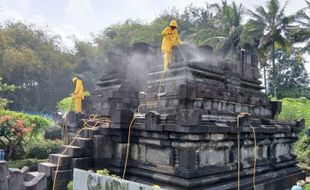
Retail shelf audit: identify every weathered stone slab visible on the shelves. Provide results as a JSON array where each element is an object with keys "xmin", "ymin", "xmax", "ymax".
[
  {"xmin": 60, "ymin": 145, "xmax": 84, "ymax": 157},
  {"xmin": 93, "ymin": 135, "xmax": 113, "ymax": 168},
  {"xmin": 38, "ymin": 162, "xmax": 57, "ymax": 177},
  {"xmin": 111, "ymin": 108, "xmax": 133, "ymax": 125},
  {"xmin": 24, "ymin": 172, "xmax": 47, "ymax": 190},
  {"xmin": 176, "ymin": 109, "xmax": 202, "ymax": 127},
  {"xmin": 51, "ymin": 169, "xmax": 72, "ymax": 190},
  {"xmin": 146, "ymin": 147, "xmax": 172, "ymax": 165},
  {"xmin": 73, "ymin": 137, "xmax": 93, "ymax": 148},
  {"xmin": 72, "ymin": 157, "xmax": 92, "ymax": 169},
  {"xmin": 49, "ymin": 154, "xmax": 72, "ymax": 169}
]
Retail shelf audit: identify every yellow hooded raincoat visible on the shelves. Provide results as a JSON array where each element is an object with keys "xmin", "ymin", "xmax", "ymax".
[
  {"xmin": 161, "ymin": 24, "xmax": 182, "ymax": 71},
  {"xmin": 73, "ymin": 78, "xmax": 84, "ymax": 112}
]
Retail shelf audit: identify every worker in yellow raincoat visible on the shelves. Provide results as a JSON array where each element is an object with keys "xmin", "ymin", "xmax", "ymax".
[
  {"xmin": 161, "ymin": 20, "xmax": 183, "ymax": 71},
  {"xmin": 72, "ymin": 77, "xmax": 84, "ymax": 113}
]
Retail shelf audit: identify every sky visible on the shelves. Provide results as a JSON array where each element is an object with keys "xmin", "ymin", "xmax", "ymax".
[{"xmin": 0, "ymin": 0, "xmax": 308, "ymax": 48}]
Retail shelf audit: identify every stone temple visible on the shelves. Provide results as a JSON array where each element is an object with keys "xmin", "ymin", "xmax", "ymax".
[{"xmin": 5, "ymin": 43, "xmax": 305, "ymax": 190}]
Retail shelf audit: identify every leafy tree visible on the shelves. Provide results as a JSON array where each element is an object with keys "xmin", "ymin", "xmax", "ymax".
[
  {"xmin": 278, "ymin": 97, "xmax": 310, "ymax": 166},
  {"xmin": 0, "ymin": 22, "xmax": 74, "ymax": 112},
  {"xmin": 0, "ymin": 110, "xmax": 51, "ymax": 159},
  {"xmin": 207, "ymin": 1, "xmax": 244, "ymax": 58},
  {"xmin": 186, "ymin": 4, "xmax": 217, "ymax": 45},
  {"xmin": 241, "ymin": 0, "xmax": 300, "ymax": 98},
  {"xmin": 72, "ymin": 41, "xmax": 97, "ymax": 89},
  {"xmin": 0, "ymin": 1, "xmax": 309, "ymax": 113},
  {"xmin": 290, "ymin": 0, "xmax": 310, "ymax": 53},
  {"xmin": 268, "ymin": 49, "xmax": 310, "ymax": 99}
]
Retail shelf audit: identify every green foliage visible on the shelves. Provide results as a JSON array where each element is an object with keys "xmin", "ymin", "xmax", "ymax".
[
  {"xmin": 0, "ymin": 22, "xmax": 74, "ymax": 112},
  {"xmin": 0, "ymin": 110, "xmax": 51, "ymax": 138},
  {"xmin": 56, "ymin": 91, "xmax": 90, "ymax": 112},
  {"xmin": 96, "ymin": 169, "xmax": 120, "ymax": 179},
  {"xmin": 0, "ymin": 110, "xmax": 51, "ymax": 159},
  {"xmin": 304, "ymin": 184, "xmax": 310, "ymax": 190},
  {"xmin": 25, "ymin": 140, "xmax": 63, "ymax": 159},
  {"xmin": 294, "ymin": 134, "xmax": 310, "ymax": 164},
  {"xmin": 0, "ymin": 1, "xmax": 308, "ymax": 113},
  {"xmin": 268, "ymin": 49, "xmax": 310, "ymax": 99},
  {"xmin": 188, "ymin": 1, "xmax": 244, "ymax": 58},
  {"xmin": 0, "ymin": 77, "xmax": 16, "ymax": 110},
  {"xmin": 67, "ymin": 181, "xmax": 73, "ymax": 190},
  {"xmin": 56, "ymin": 97, "xmax": 74, "ymax": 112},
  {"xmin": 240, "ymin": 0, "xmax": 306, "ymax": 98},
  {"xmin": 0, "ymin": 115, "xmax": 32, "ymax": 159},
  {"xmin": 278, "ymin": 97, "xmax": 310, "ymax": 166},
  {"xmin": 278, "ymin": 97, "xmax": 310, "ymax": 124}
]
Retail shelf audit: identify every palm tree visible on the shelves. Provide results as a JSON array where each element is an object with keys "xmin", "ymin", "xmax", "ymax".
[
  {"xmin": 290, "ymin": 0, "xmax": 310, "ymax": 53},
  {"xmin": 186, "ymin": 4, "xmax": 217, "ymax": 45},
  {"xmin": 187, "ymin": 1, "xmax": 244, "ymax": 58},
  {"xmin": 241, "ymin": 0, "xmax": 299, "ymax": 98},
  {"xmin": 208, "ymin": 1, "xmax": 244, "ymax": 58}
]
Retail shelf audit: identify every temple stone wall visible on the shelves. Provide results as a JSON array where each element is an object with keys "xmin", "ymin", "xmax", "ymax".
[{"xmin": 42, "ymin": 43, "xmax": 305, "ymax": 190}]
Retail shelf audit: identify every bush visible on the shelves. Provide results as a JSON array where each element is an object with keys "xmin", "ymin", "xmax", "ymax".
[
  {"xmin": 67, "ymin": 181, "xmax": 73, "ymax": 190},
  {"xmin": 0, "ymin": 110, "xmax": 51, "ymax": 138},
  {"xmin": 25, "ymin": 140, "xmax": 63, "ymax": 159},
  {"xmin": 304, "ymin": 184, "xmax": 310, "ymax": 190},
  {"xmin": 278, "ymin": 97, "xmax": 310, "ymax": 167},
  {"xmin": 96, "ymin": 169, "xmax": 120, "ymax": 178},
  {"xmin": 294, "ymin": 134, "xmax": 310, "ymax": 164},
  {"xmin": 0, "ymin": 110, "xmax": 51, "ymax": 160},
  {"xmin": 278, "ymin": 97, "xmax": 310, "ymax": 124},
  {"xmin": 44, "ymin": 125, "xmax": 62, "ymax": 140}
]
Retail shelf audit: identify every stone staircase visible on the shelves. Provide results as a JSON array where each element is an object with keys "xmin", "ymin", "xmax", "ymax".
[{"xmin": 38, "ymin": 129, "xmax": 95, "ymax": 190}]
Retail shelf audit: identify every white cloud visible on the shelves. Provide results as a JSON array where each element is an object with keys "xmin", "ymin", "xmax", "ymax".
[
  {"xmin": 0, "ymin": 6, "xmax": 81, "ymax": 50},
  {"xmin": 18, "ymin": 0, "xmax": 30, "ymax": 12},
  {"xmin": 0, "ymin": 7, "xmax": 24, "ymax": 23},
  {"xmin": 65, "ymin": 0, "xmax": 93, "ymax": 22}
]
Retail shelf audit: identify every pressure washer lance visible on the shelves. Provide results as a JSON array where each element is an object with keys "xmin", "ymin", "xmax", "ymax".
[
  {"xmin": 157, "ymin": 47, "xmax": 185, "ymax": 97},
  {"xmin": 157, "ymin": 92, "xmax": 166, "ymax": 97},
  {"xmin": 157, "ymin": 70, "xmax": 167, "ymax": 97},
  {"xmin": 177, "ymin": 45, "xmax": 187, "ymax": 61}
]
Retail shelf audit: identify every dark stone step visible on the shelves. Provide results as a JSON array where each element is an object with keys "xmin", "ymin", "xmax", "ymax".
[
  {"xmin": 38, "ymin": 162, "xmax": 57, "ymax": 177},
  {"xmin": 48, "ymin": 154, "xmax": 72, "ymax": 169},
  {"xmin": 51, "ymin": 169, "xmax": 72, "ymax": 190},
  {"xmin": 60, "ymin": 145, "xmax": 84, "ymax": 157},
  {"xmin": 73, "ymin": 137, "xmax": 93, "ymax": 148},
  {"xmin": 80, "ymin": 127, "xmax": 100, "ymax": 138},
  {"xmin": 72, "ymin": 157, "xmax": 92, "ymax": 169}
]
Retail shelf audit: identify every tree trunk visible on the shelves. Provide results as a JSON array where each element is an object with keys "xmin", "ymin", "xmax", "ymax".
[
  {"xmin": 272, "ymin": 41, "xmax": 277, "ymax": 99},
  {"xmin": 264, "ymin": 66, "xmax": 267, "ymax": 93}
]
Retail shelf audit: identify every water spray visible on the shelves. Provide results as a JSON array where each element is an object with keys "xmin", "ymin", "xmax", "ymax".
[{"xmin": 177, "ymin": 45, "xmax": 186, "ymax": 61}]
